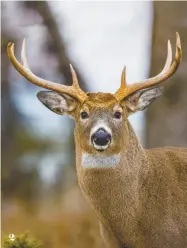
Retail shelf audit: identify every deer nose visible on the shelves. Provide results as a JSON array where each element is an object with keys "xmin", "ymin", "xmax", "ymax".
[{"xmin": 91, "ymin": 128, "xmax": 111, "ymax": 146}]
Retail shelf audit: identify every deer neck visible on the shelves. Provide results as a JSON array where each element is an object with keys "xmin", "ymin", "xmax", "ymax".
[{"xmin": 74, "ymin": 122, "xmax": 148, "ymax": 226}]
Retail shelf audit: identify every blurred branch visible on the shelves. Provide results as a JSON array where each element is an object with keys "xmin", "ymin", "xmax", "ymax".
[{"xmin": 23, "ymin": 1, "xmax": 88, "ymax": 90}]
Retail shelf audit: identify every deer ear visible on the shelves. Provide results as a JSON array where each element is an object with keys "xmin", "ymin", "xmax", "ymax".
[
  {"xmin": 124, "ymin": 86, "xmax": 164, "ymax": 115},
  {"xmin": 37, "ymin": 91, "xmax": 78, "ymax": 116}
]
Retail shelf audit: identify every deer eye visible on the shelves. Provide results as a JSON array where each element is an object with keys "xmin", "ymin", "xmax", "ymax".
[
  {"xmin": 81, "ymin": 111, "xmax": 89, "ymax": 119},
  {"xmin": 113, "ymin": 111, "xmax": 122, "ymax": 119}
]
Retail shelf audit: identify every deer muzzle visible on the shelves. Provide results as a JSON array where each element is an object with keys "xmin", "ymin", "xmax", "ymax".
[{"xmin": 91, "ymin": 128, "xmax": 111, "ymax": 151}]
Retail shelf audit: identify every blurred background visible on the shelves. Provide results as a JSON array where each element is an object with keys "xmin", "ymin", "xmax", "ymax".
[{"xmin": 1, "ymin": 1, "xmax": 187, "ymax": 247}]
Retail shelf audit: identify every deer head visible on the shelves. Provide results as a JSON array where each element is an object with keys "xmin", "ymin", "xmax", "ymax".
[{"xmin": 7, "ymin": 33, "xmax": 182, "ymax": 155}]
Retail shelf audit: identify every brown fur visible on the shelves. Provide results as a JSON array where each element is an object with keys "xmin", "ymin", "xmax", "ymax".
[
  {"xmin": 37, "ymin": 91, "xmax": 187, "ymax": 248},
  {"xmin": 73, "ymin": 94, "xmax": 187, "ymax": 248}
]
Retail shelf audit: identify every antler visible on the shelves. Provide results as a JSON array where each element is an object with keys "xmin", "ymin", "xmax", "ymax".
[
  {"xmin": 115, "ymin": 66, "xmax": 127, "ymax": 97},
  {"xmin": 114, "ymin": 32, "xmax": 182, "ymax": 101},
  {"xmin": 7, "ymin": 39, "xmax": 88, "ymax": 103}
]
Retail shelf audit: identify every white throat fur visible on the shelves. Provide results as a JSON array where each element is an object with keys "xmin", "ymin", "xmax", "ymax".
[{"xmin": 82, "ymin": 153, "xmax": 120, "ymax": 169}]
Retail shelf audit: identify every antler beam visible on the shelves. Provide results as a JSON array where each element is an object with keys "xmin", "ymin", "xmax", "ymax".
[
  {"xmin": 114, "ymin": 32, "xmax": 182, "ymax": 101},
  {"xmin": 7, "ymin": 40, "xmax": 88, "ymax": 103}
]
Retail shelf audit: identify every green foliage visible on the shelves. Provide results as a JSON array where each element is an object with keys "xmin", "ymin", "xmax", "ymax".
[{"xmin": 2, "ymin": 232, "xmax": 42, "ymax": 248}]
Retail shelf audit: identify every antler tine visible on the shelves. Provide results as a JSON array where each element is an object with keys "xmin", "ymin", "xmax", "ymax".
[
  {"xmin": 114, "ymin": 66, "xmax": 127, "ymax": 100},
  {"xmin": 114, "ymin": 32, "xmax": 182, "ymax": 101},
  {"xmin": 161, "ymin": 39, "xmax": 172, "ymax": 73},
  {"xmin": 7, "ymin": 40, "xmax": 87, "ymax": 102},
  {"xmin": 121, "ymin": 66, "xmax": 127, "ymax": 88},
  {"xmin": 69, "ymin": 64, "xmax": 79, "ymax": 88}
]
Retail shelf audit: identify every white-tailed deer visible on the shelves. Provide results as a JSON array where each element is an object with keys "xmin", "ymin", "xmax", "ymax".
[{"xmin": 8, "ymin": 33, "xmax": 187, "ymax": 248}]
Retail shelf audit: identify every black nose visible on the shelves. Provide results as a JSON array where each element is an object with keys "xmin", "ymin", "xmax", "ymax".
[{"xmin": 91, "ymin": 128, "xmax": 111, "ymax": 146}]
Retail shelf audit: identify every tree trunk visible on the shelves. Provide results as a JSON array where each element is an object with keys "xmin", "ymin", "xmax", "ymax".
[{"xmin": 146, "ymin": 1, "xmax": 187, "ymax": 148}]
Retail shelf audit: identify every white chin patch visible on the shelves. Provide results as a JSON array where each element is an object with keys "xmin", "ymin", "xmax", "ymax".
[{"xmin": 93, "ymin": 143, "xmax": 109, "ymax": 151}]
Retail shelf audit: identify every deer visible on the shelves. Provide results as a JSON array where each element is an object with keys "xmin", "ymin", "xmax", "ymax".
[{"xmin": 7, "ymin": 32, "xmax": 187, "ymax": 248}]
